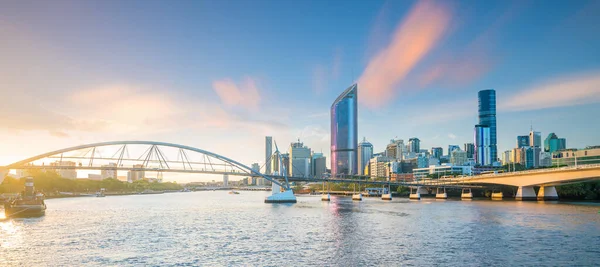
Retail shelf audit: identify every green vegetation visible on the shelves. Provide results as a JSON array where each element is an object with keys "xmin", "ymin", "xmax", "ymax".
[
  {"xmin": 0, "ymin": 170, "xmax": 182, "ymax": 195},
  {"xmin": 556, "ymin": 181, "xmax": 600, "ymax": 200},
  {"xmin": 396, "ymin": 186, "xmax": 409, "ymax": 196}
]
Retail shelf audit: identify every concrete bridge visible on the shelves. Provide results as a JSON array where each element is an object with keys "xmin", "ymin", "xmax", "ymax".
[{"xmin": 410, "ymin": 164, "xmax": 600, "ymax": 200}]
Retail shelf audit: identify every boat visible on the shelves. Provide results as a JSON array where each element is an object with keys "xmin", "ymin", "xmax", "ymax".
[
  {"xmin": 3, "ymin": 177, "xmax": 46, "ymax": 218},
  {"xmin": 96, "ymin": 188, "xmax": 106, "ymax": 197},
  {"xmin": 228, "ymin": 190, "xmax": 240, "ymax": 195},
  {"xmin": 491, "ymin": 190, "xmax": 503, "ymax": 200},
  {"xmin": 139, "ymin": 189, "xmax": 164, "ymax": 195}
]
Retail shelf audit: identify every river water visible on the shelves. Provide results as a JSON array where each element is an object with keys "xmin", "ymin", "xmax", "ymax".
[{"xmin": 1, "ymin": 191, "xmax": 600, "ymax": 266}]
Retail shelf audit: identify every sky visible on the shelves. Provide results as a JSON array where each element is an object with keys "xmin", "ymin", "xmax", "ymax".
[{"xmin": 1, "ymin": 0, "xmax": 600, "ymax": 182}]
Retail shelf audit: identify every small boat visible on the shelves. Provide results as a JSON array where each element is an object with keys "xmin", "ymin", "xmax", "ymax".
[
  {"xmin": 491, "ymin": 190, "xmax": 503, "ymax": 200},
  {"xmin": 4, "ymin": 177, "xmax": 46, "ymax": 218},
  {"xmin": 228, "ymin": 190, "xmax": 240, "ymax": 195},
  {"xmin": 96, "ymin": 188, "xmax": 106, "ymax": 197}
]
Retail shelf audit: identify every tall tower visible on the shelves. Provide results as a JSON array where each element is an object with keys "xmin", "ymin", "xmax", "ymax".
[
  {"xmin": 331, "ymin": 84, "xmax": 358, "ymax": 176},
  {"xmin": 357, "ymin": 138, "xmax": 373, "ymax": 176},
  {"xmin": 478, "ymin": 89, "xmax": 497, "ymax": 163},
  {"xmin": 265, "ymin": 136, "xmax": 272, "ymax": 174}
]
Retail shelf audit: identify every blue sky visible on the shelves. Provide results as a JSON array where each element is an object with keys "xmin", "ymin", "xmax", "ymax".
[{"xmin": 1, "ymin": 0, "xmax": 599, "ymax": 180}]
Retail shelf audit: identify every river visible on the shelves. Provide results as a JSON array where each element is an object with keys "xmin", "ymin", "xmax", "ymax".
[{"xmin": 1, "ymin": 191, "xmax": 600, "ymax": 266}]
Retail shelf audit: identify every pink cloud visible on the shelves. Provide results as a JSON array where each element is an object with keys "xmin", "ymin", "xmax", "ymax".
[
  {"xmin": 212, "ymin": 77, "xmax": 261, "ymax": 111},
  {"xmin": 358, "ymin": 0, "xmax": 453, "ymax": 108},
  {"xmin": 500, "ymin": 71, "xmax": 600, "ymax": 111},
  {"xmin": 418, "ymin": 1, "xmax": 529, "ymax": 88}
]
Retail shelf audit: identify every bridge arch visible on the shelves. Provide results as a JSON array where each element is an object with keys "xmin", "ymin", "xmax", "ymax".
[{"xmin": 4, "ymin": 141, "xmax": 287, "ymax": 188}]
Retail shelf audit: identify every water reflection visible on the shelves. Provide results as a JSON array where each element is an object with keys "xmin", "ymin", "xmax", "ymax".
[{"xmin": 0, "ymin": 192, "xmax": 598, "ymax": 266}]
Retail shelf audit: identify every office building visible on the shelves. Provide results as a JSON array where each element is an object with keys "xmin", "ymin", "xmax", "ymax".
[
  {"xmin": 501, "ymin": 150, "xmax": 511, "ymax": 165},
  {"xmin": 517, "ymin": 135, "xmax": 530, "ymax": 148},
  {"xmin": 127, "ymin": 164, "xmax": 145, "ymax": 183},
  {"xmin": 270, "ymin": 151, "xmax": 280, "ymax": 174},
  {"xmin": 331, "ymin": 84, "xmax": 358, "ymax": 176},
  {"xmin": 474, "ymin": 124, "xmax": 491, "ymax": 166},
  {"xmin": 357, "ymin": 138, "xmax": 374, "ymax": 176},
  {"xmin": 464, "ymin": 143, "xmax": 475, "ymax": 158},
  {"xmin": 524, "ymin": 147, "xmax": 535, "ymax": 169},
  {"xmin": 552, "ymin": 146, "xmax": 600, "ymax": 166},
  {"xmin": 431, "ymin": 147, "xmax": 443, "ymax": 159},
  {"xmin": 413, "ymin": 164, "xmax": 472, "ymax": 180},
  {"xmin": 369, "ymin": 156, "xmax": 390, "ymax": 179},
  {"xmin": 50, "ymin": 161, "xmax": 77, "ymax": 179},
  {"xmin": 448, "ymin": 145, "xmax": 460, "ymax": 156},
  {"xmin": 539, "ymin": 152, "xmax": 552, "ymax": 167},
  {"xmin": 450, "ymin": 150, "xmax": 468, "ymax": 166},
  {"xmin": 385, "ymin": 139, "xmax": 404, "ymax": 160},
  {"xmin": 312, "ymin": 153, "xmax": 327, "ymax": 178},
  {"xmin": 478, "ymin": 89, "xmax": 497, "ymax": 162},
  {"xmin": 416, "ymin": 154, "xmax": 429, "ymax": 168},
  {"xmin": 529, "ymin": 130, "xmax": 541, "ymax": 148},
  {"xmin": 408, "ymin": 138, "xmax": 420, "ymax": 153},
  {"xmin": 265, "ymin": 136, "xmax": 272, "ymax": 175},
  {"xmin": 289, "ymin": 140, "xmax": 311, "ymax": 177},
  {"xmin": 101, "ymin": 163, "xmax": 117, "ymax": 179},
  {"xmin": 544, "ymin": 133, "xmax": 567, "ymax": 153}
]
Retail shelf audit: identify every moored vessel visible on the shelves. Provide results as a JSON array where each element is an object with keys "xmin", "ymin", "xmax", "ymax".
[{"xmin": 3, "ymin": 177, "xmax": 46, "ymax": 218}]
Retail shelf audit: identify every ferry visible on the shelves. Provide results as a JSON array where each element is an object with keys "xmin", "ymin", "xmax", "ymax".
[{"xmin": 3, "ymin": 177, "xmax": 46, "ymax": 218}]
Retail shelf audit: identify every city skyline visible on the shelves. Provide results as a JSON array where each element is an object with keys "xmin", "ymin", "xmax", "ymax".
[{"xmin": 1, "ymin": 0, "xmax": 600, "ymax": 182}]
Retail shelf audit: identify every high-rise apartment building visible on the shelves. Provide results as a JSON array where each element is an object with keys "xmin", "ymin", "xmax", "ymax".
[
  {"xmin": 478, "ymin": 89, "xmax": 497, "ymax": 162},
  {"xmin": 331, "ymin": 84, "xmax": 358, "ymax": 176}
]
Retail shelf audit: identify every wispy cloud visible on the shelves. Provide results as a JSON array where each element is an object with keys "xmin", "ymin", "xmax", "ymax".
[
  {"xmin": 500, "ymin": 71, "xmax": 600, "ymax": 111},
  {"xmin": 418, "ymin": 1, "xmax": 527, "ymax": 88},
  {"xmin": 358, "ymin": 0, "xmax": 453, "ymax": 108},
  {"xmin": 448, "ymin": 133, "xmax": 457, "ymax": 139},
  {"xmin": 312, "ymin": 48, "xmax": 344, "ymax": 95},
  {"xmin": 212, "ymin": 77, "xmax": 261, "ymax": 111}
]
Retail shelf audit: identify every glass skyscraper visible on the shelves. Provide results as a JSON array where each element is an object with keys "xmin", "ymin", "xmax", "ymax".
[
  {"xmin": 357, "ymin": 138, "xmax": 373, "ymax": 176},
  {"xmin": 474, "ymin": 124, "xmax": 491, "ymax": 165},
  {"xmin": 544, "ymin": 133, "xmax": 566, "ymax": 153},
  {"xmin": 331, "ymin": 84, "xmax": 358, "ymax": 176},
  {"xmin": 478, "ymin": 89, "xmax": 497, "ymax": 163}
]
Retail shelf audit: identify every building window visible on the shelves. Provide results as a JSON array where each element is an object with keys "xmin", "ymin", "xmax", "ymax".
[{"xmin": 585, "ymin": 151, "xmax": 588, "ymax": 156}]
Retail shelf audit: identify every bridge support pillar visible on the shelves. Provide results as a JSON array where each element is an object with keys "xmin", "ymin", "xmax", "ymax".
[
  {"xmin": 537, "ymin": 186, "xmax": 558, "ymax": 201},
  {"xmin": 515, "ymin": 186, "xmax": 536, "ymax": 201},
  {"xmin": 265, "ymin": 184, "xmax": 296, "ymax": 203},
  {"xmin": 409, "ymin": 187, "xmax": 421, "ymax": 200}
]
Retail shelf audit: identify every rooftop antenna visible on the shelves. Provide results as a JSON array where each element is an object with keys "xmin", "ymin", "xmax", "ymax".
[{"xmin": 530, "ymin": 121, "xmax": 533, "ymax": 132}]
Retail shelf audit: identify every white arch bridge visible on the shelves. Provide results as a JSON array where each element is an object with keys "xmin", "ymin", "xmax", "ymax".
[{"xmin": 0, "ymin": 141, "xmax": 297, "ymax": 203}]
